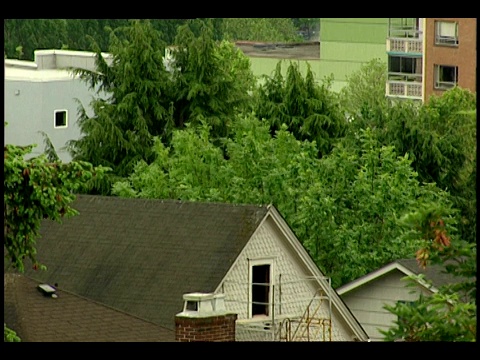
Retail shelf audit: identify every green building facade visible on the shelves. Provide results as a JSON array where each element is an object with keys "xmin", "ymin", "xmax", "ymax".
[
  {"xmin": 318, "ymin": 18, "xmax": 389, "ymax": 92},
  {"xmin": 245, "ymin": 18, "xmax": 389, "ymax": 93}
]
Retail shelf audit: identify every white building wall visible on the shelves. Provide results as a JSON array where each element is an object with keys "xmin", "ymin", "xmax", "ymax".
[
  {"xmin": 4, "ymin": 74, "xmax": 95, "ymax": 162},
  {"xmin": 5, "ymin": 50, "xmax": 109, "ymax": 163},
  {"xmin": 217, "ymin": 215, "xmax": 352, "ymax": 341},
  {"xmin": 340, "ymin": 271, "xmax": 431, "ymax": 341}
]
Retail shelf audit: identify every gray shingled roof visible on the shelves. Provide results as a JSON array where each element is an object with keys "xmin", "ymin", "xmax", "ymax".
[
  {"xmin": 4, "ymin": 273, "xmax": 175, "ymax": 342},
  {"xmin": 396, "ymin": 258, "xmax": 464, "ymax": 289},
  {"xmin": 16, "ymin": 195, "xmax": 269, "ymax": 331}
]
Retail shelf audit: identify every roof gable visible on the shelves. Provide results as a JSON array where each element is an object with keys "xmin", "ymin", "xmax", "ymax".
[
  {"xmin": 336, "ymin": 258, "xmax": 461, "ymax": 296},
  {"xmin": 18, "ymin": 195, "xmax": 269, "ymax": 330},
  {"xmin": 235, "ymin": 206, "xmax": 370, "ymax": 341}
]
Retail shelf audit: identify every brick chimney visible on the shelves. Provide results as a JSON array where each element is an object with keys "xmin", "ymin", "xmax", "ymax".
[{"xmin": 175, "ymin": 292, "xmax": 237, "ymax": 342}]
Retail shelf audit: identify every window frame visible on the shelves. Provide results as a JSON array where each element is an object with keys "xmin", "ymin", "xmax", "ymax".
[
  {"xmin": 434, "ymin": 20, "xmax": 459, "ymax": 46},
  {"xmin": 387, "ymin": 55, "xmax": 423, "ymax": 82},
  {"xmin": 248, "ymin": 258, "xmax": 275, "ymax": 319},
  {"xmin": 54, "ymin": 109, "xmax": 68, "ymax": 129},
  {"xmin": 434, "ymin": 64, "xmax": 458, "ymax": 90}
]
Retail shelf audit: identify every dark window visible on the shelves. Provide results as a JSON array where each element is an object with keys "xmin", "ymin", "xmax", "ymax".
[
  {"xmin": 435, "ymin": 65, "xmax": 458, "ymax": 90},
  {"xmin": 54, "ymin": 110, "xmax": 67, "ymax": 128},
  {"xmin": 186, "ymin": 301, "xmax": 198, "ymax": 311},
  {"xmin": 252, "ymin": 264, "xmax": 270, "ymax": 316},
  {"xmin": 389, "ymin": 56, "xmax": 416, "ymax": 74}
]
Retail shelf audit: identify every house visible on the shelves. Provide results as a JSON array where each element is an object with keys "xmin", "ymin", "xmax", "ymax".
[
  {"xmin": 7, "ymin": 194, "xmax": 370, "ymax": 342},
  {"xmin": 336, "ymin": 258, "xmax": 463, "ymax": 342},
  {"xmin": 4, "ymin": 272, "xmax": 175, "ymax": 342},
  {"xmin": 4, "ymin": 50, "xmax": 112, "ymax": 162}
]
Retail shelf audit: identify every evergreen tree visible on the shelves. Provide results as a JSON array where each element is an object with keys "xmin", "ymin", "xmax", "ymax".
[
  {"xmin": 66, "ymin": 20, "xmax": 172, "ymax": 194},
  {"xmin": 255, "ymin": 61, "xmax": 347, "ymax": 158}
]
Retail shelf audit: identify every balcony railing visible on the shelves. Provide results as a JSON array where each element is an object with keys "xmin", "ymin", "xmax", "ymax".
[
  {"xmin": 386, "ymin": 80, "xmax": 422, "ymax": 100},
  {"xmin": 387, "ymin": 38, "xmax": 423, "ymax": 54}
]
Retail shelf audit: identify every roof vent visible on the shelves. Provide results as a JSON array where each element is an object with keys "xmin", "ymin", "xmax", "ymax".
[
  {"xmin": 178, "ymin": 292, "xmax": 226, "ymax": 317},
  {"xmin": 37, "ymin": 284, "xmax": 58, "ymax": 298}
]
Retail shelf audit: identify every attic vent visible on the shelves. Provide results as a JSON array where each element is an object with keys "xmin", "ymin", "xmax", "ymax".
[{"xmin": 38, "ymin": 284, "xmax": 58, "ymax": 298}]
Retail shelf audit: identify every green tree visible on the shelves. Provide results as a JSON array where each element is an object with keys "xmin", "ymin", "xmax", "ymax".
[
  {"xmin": 340, "ymin": 60, "xmax": 476, "ymax": 245},
  {"xmin": 377, "ymin": 90, "xmax": 477, "ymax": 245},
  {"xmin": 112, "ymin": 113, "xmax": 318, "ymax": 214},
  {"xmin": 338, "ymin": 58, "xmax": 390, "ymax": 124},
  {"xmin": 4, "ymin": 142, "xmax": 109, "ymax": 272},
  {"xmin": 170, "ymin": 19, "xmax": 256, "ymax": 143},
  {"xmin": 66, "ymin": 20, "xmax": 173, "ymax": 194},
  {"xmin": 4, "ymin": 323, "xmax": 21, "ymax": 342},
  {"xmin": 113, "ymin": 117, "xmax": 451, "ymax": 289},
  {"xmin": 221, "ymin": 18, "xmax": 302, "ymax": 42},
  {"xmin": 4, "ymin": 137, "xmax": 108, "ymax": 342},
  {"xmin": 293, "ymin": 128, "xmax": 453, "ymax": 288},
  {"xmin": 255, "ymin": 61, "xmax": 347, "ymax": 158},
  {"xmin": 4, "ymin": 19, "xmax": 69, "ymax": 60},
  {"xmin": 380, "ymin": 203, "xmax": 476, "ymax": 341},
  {"xmin": 67, "ymin": 19, "xmax": 255, "ymax": 194}
]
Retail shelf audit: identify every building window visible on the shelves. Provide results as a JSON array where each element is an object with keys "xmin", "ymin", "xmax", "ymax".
[
  {"xmin": 388, "ymin": 56, "xmax": 422, "ymax": 82},
  {"xmin": 248, "ymin": 258, "xmax": 274, "ymax": 318},
  {"xmin": 434, "ymin": 65, "xmax": 458, "ymax": 90},
  {"xmin": 54, "ymin": 109, "xmax": 68, "ymax": 128},
  {"xmin": 435, "ymin": 21, "xmax": 459, "ymax": 46}
]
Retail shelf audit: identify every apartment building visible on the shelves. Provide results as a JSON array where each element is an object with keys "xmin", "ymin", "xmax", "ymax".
[
  {"xmin": 386, "ymin": 18, "xmax": 477, "ymax": 102},
  {"xmin": 244, "ymin": 18, "xmax": 476, "ymax": 103}
]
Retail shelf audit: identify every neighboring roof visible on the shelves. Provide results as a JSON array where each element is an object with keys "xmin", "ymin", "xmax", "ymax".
[
  {"xmin": 235, "ymin": 41, "xmax": 320, "ymax": 60},
  {"xmin": 16, "ymin": 195, "xmax": 269, "ymax": 331},
  {"xmin": 5, "ymin": 49, "xmax": 113, "ymax": 82},
  {"xmin": 5, "ymin": 66, "xmax": 76, "ymax": 82},
  {"xmin": 4, "ymin": 273, "xmax": 175, "ymax": 342},
  {"xmin": 336, "ymin": 258, "xmax": 462, "ymax": 296}
]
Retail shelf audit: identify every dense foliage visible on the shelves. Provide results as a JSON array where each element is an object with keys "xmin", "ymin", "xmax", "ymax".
[
  {"xmin": 4, "ymin": 18, "xmax": 307, "ymax": 61},
  {"xmin": 294, "ymin": 128, "xmax": 452, "ymax": 287},
  {"xmin": 341, "ymin": 67, "xmax": 477, "ymax": 245},
  {"xmin": 66, "ymin": 19, "xmax": 255, "ymax": 194},
  {"xmin": 65, "ymin": 20, "xmax": 173, "ymax": 194},
  {"xmin": 255, "ymin": 62, "xmax": 347, "ymax": 158},
  {"xmin": 221, "ymin": 18, "xmax": 303, "ymax": 42},
  {"xmin": 112, "ymin": 116, "xmax": 452, "ymax": 288}
]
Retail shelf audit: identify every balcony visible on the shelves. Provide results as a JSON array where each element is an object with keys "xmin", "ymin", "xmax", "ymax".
[
  {"xmin": 387, "ymin": 37, "xmax": 423, "ymax": 55},
  {"xmin": 386, "ymin": 73, "xmax": 422, "ymax": 100},
  {"xmin": 387, "ymin": 20, "xmax": 423, "ymax": 55}
]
